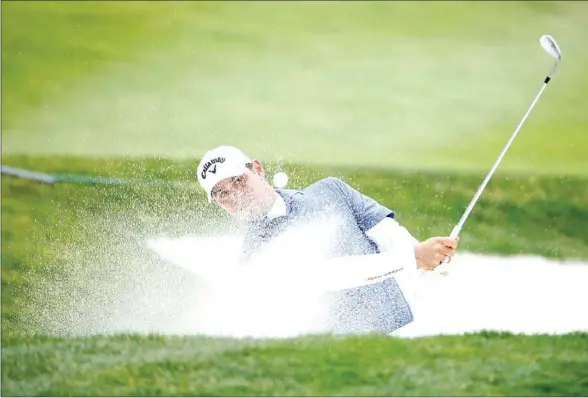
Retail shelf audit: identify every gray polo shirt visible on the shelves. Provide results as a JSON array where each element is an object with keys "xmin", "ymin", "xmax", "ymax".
[{"xmin": 241, "ymin": 177, "xmax": 414, "ymax": 334}]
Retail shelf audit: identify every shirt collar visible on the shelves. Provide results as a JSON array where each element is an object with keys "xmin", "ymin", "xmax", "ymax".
[
  {"xmin": 264, "ymin": 188, "xmax": 303, "ymax": 220},
  {"xmin": 266, "ymin": 192, "xmax": 287, "ymax": 219}
]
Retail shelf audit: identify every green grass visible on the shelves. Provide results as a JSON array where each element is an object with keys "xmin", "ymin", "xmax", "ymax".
[
  {"xmin": 2, "ymin": 331, "xmax": 588, "ymax": 396},
  {"xmin": 3, "ymin": 1, "xmax": 588, "ymax": 175},
  {"xmin": 1, "ymin": 1, "xmax": 204, "ymax": 123}
]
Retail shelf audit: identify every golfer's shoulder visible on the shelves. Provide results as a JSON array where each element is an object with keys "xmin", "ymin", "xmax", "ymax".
[
  {"xmin": 301, "ymin": 178, "xmax": 359, "ymax": 207},
  {"xmin": 303, "ymin": 176, "xmax": 348, "ymax": 195}
]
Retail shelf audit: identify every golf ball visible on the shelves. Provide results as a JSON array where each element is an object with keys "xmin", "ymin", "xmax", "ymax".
[{"xmin": 273, "ymin": 171, "xmax": 288, "ymax": 188}]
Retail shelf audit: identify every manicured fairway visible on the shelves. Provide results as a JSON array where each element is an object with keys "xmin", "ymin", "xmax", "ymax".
[{"xmin": 3, "ymin": 1, "xmax": 588, "ymax": 175}]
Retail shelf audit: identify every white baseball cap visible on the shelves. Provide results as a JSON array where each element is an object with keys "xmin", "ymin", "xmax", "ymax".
[{"xmin": 197, "ymin": 145, "xmax": 252, "ymax": 202}]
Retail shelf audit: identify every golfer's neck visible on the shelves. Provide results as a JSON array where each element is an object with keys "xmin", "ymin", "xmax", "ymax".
[{"xmin": 264, "ymin": 189, "xmax": 279, "ymax": 211}]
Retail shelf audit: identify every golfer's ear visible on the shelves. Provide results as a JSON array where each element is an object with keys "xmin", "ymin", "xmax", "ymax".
[{"xmin": 251, "ymin": 159, "xmax": 265, "ymax": 177}]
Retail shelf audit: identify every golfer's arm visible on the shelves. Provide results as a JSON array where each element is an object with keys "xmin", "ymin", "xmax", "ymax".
[{"xmin": 366, "ymin": 217, "xmax": 419, "ymax": 272}]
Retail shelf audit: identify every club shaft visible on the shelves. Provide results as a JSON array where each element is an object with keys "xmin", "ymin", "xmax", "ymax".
[{"xmin": 450, "ymin": 80, "xmax": 550, "ymax": 238}]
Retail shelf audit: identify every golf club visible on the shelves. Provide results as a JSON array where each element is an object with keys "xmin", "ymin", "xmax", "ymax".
[{"xmin": 436, "ymin": 35, "xmax": 563, "ymax": 274}]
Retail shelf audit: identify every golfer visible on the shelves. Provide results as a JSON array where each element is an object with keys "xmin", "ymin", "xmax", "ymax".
[{"xmin": 197, "ymin": 145, "xmax": 458, "ymax": 334}]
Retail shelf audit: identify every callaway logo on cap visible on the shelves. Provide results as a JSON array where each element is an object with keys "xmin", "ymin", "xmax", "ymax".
[
  {"xmin": 197, "ymin": 145, "xmax": 252, "ymax": 202},
  {"xmin": 200, "ymin": 157, "xmax": 224, "ymax": 179}
]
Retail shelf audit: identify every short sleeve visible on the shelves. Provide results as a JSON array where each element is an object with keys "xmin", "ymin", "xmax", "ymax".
[{"xmin": 328, "ymin": 178, "xmax": 395, "ymax": 232}]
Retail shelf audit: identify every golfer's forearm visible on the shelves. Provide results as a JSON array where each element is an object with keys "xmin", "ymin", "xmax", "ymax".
[{"xmin": 366, "ymin": 217, "xmax": 419, "ymax": 271}]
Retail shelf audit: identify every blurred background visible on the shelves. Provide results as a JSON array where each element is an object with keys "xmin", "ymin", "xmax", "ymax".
[{"xmin": 3, "ymin": 1, "xmax": 587, "ymax": 173}]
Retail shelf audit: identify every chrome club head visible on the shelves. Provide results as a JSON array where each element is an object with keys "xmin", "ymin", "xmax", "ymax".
[
  {"xmin": 539, "ymin": 35, "xmax": 562, "ymax": 78},
  {"xmin": 540, "ymin": 35, "xmax": 562, "ymax": 61}
]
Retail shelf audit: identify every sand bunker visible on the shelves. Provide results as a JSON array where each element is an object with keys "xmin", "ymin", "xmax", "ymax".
[{"xmin": 147, "ymin": 235, "xmax": 588, "ymax": 339}]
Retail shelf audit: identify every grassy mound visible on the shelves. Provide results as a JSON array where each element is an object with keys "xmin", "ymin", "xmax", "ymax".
[{"xmin": 3, "ymin": 331, "xmax": 588, "ymax": 396}]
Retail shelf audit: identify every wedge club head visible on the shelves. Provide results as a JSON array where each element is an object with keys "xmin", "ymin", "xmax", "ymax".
[{"xmin": 540, "ymin": 35, "xmax": 562, "ymax": 78}]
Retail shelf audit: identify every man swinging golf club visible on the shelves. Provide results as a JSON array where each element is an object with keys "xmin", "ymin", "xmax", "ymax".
[{"xmin": 197, "ymin": 145, "xmax": 458, "ymax": 335}]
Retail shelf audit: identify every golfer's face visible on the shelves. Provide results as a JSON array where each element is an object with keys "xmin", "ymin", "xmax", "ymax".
[{"xmin": 211, "ymin": 171, "xmax": 267, "ymax": 219}]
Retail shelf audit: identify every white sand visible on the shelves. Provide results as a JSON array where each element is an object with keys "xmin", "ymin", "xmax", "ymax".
[{"xmin": 147, "ymin": 235, "xmax": 588, "ymax": 339}]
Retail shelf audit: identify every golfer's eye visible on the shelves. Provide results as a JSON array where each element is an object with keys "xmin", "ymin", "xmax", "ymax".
[{"xmin": 214, "ymin": 190, "xmax": 229, "ymax": 200}]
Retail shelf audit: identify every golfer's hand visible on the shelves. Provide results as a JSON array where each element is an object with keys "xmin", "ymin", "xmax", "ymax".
[{"xmin": 414, "ymin": 237, "xmax": 458, "ymax": 270}]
